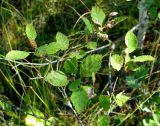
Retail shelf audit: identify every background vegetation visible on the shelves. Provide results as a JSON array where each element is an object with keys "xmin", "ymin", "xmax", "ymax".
[{"xmin": 0, "ymin": 0, "xmax": 160, "ymax": 126}]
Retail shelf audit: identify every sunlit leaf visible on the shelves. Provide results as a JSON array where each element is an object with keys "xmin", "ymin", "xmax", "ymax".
[
  {"xmin": 91, "ymin": 6, "xmax": 106, "ymax": 26},
  {"xmin": 86, "ymin": 42, "xmax": 97, "ymax": 49},
  {"xmin": 45, "ymin": 71, "xmax": 69, "ymax": 87},
  {"xmin": 115, "ymin": 92, "xmax": 130, "ymax": 107},
  {"xmin": 6, "ymin": 50, "xmax": 30, "ymax": 60},
  {"xmin": 125, "ymin": 54, "xmax": 131, "ymax": 64},
  {"xmin": 46, "ymin": 42, "xmax": 60, "ymax": 55},
  {"xmin": 110, "ymin": 54, "xmax": 124, "ymax": 71},
  {"xmin": 125, "ymin": 31, "xmax": 138, "ymax": 53},
  {"xmin": 26, "ymin": 23, "xmax": 37, "ymax": 40},
  {"xmin": 80, "ymin": 54, "xmax": 103, "ymax": 77},
  {"xmin": 82, "ymin": 17, "xmax": 94, "ymax": 33},
  {"xmin": 25, "ymin": 109, "xmax": 44, "ymax": 126},
  {"xmin": 56, "ymin": 32, "xmax": 69, "ymax": 51},
  {"xmin": 71, "ymin": 88, "xmax": 89, "ymax": 114},
  {"xmin": 132, "ymin": 55, "xmax": 155, "ymax": 62}
]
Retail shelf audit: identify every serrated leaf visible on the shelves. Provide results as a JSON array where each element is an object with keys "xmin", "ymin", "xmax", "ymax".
[
  {"xmin": 80, "ymin": 55, "xmax": 103, "ymax": 77},
  {"xmin": 132, "ymin": 55, "xmax": 154, "ymax": 62},
  {"xmin": 115, "ymin": 92, "xmax": 130, "ymax": 107},
  {"xmin": 110, "ymin": 54, "xmax": 124, "ymax": 71},
  {"xmin": 6, "ymin": 50, "xmax": 30, "ymax": 60},
  {"xmin": 91, "ymin": 6, "xmax": 106, "ymax": 26},
  {"xmin": 99, "ymin": 95, "xmax": 110, "ymax": 111},
  {"xmin": 46, "ymin": 42, "xmax": 60, "ymax": 55},
  {"xmin": 98, "ymin": 115, "xmax": 110, "ymax": 126},
  {"xmin": 56, "ymin": 32, "xmax": 69, "ymax": 51},
  {"xmin": 70, "ymin": 88, "xmax": 89, "ymax": 114},
  {"xmin": 68, "ymin": 79, "xmax": 81, "ymax": 92},
  {"xmin": 82, "ymin": 17, "xmax": 93, "ymax": 33},
  {"xmin": 34, "ymin": 44, "xmax": 48, "ymax": 57},
  {"xmin": 26, "ymin": 23, "xmax": 37, "ymax": 40},
  {"xmin": 86, "ymin": 42, "xmax": 97, "ymax": 50},
  {"xmin": 45, "ymin": 71, "xmax": 68, "ymax": 87},
  {"xmin": 125, "ymin": 31, "xmax": 138, "ymax": 53}
]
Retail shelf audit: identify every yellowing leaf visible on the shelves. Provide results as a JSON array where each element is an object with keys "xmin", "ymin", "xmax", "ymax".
[
  {"xmin": 115, "ymin": 92, "xmax": 130, "ymax": 107},
  {"xmin": 110, "ymin": 54, "xmax": 124, "ymax": 71}
]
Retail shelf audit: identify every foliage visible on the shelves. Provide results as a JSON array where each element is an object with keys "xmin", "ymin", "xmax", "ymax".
[{"xmin": 0, "ymin": 0, "xmax": 160, "ymax": 126}]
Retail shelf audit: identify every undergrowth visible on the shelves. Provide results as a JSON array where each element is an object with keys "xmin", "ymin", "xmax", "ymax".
[{"xmin": 0, "ymin": 0, "xmax": 160, "ymax": 126}]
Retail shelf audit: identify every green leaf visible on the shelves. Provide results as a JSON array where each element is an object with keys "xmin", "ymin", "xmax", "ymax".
[
  {"xmin": 98, "ymin": 115, "xmax": 110, "ymax": 126},
  {"xmin": 34, "ymin": 44, "xmax": 48, "ymax": 57},
  {"xmin": 135, "ymin": 66, "xmax": 148, "ymax": 81},
  {"xmin": 132, "ymin": 55, "xmax": 155, "ymax": 62},
  {"xmin": 68, "ymin": 79, "xmax": 81, "ymax": 92},
  {"xmin": 56, "ymin": 32, "xmax": 69, "ymax": 51},
  {"xmin": 126, "ymin": 76, "xmax": 139, "ymax": 89},
  {"xmin": 70, "ymin": 88, "xmax": 89, "ymax": 114},
  {"xmin": 46, "ymin": 42, "xmax": 60, "ymax": 55},
  {"xmin": 111, "ymin": 16, "xmax": 128, "ymax": 27},
  {"xmin": 82, "ymin": 17, "xmax": 93, "ymax": 33},
  {"xmin": 125, "ymin": 61, "xmax": 139, "ymax": 71},
  {"xmin": 125, "ymin": 31, "xmax": 138, "ymax": 53},
  {"xmin": 82, "ymin": 85, "xmax": 95, "ymax": 99},
  {"xmin": 6, "ymin": 50, "xmax": 30, "ymax": 60},
  {"xmin": 99, "ymin": 95, "xmax": 110, "ymax": 111},
  {"xmin": 110, "ymin": 54, "xmax": 124, "ymax": 71},
  {"xmin": 45, "ymin": 71, "xmax": 68, "ymax": 87},
  {"xmin": 125, "ymin": 54, "xmax": 131, "ymax": 64},
  {"xmin": 80, "ymin": 55, "xmax": 103, "ymax": 77},
  {"xmin": 63, "ymin": 57, "xmax": 78, "ymax": 74},
  {"xmin": 148, "ymin": 7, "xmax": 157, "ymax": 20},
  {"xmin": 86, "ymin": 42, "xmax": 97, "ymax": 50},
  {"xmin": 69, "ymin": 50, "xmax": 86, "ymax": 59},
  {"xmin": 91, "ymin": 6, "xmax": 106, "ymax": 26},
  {"xmin": 26, "ymin": 23, "xmax": 37, "ymax": 40},
  {"xmin": 115, "ymin": 92, "xmax": 130, "ymax": 107}
]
